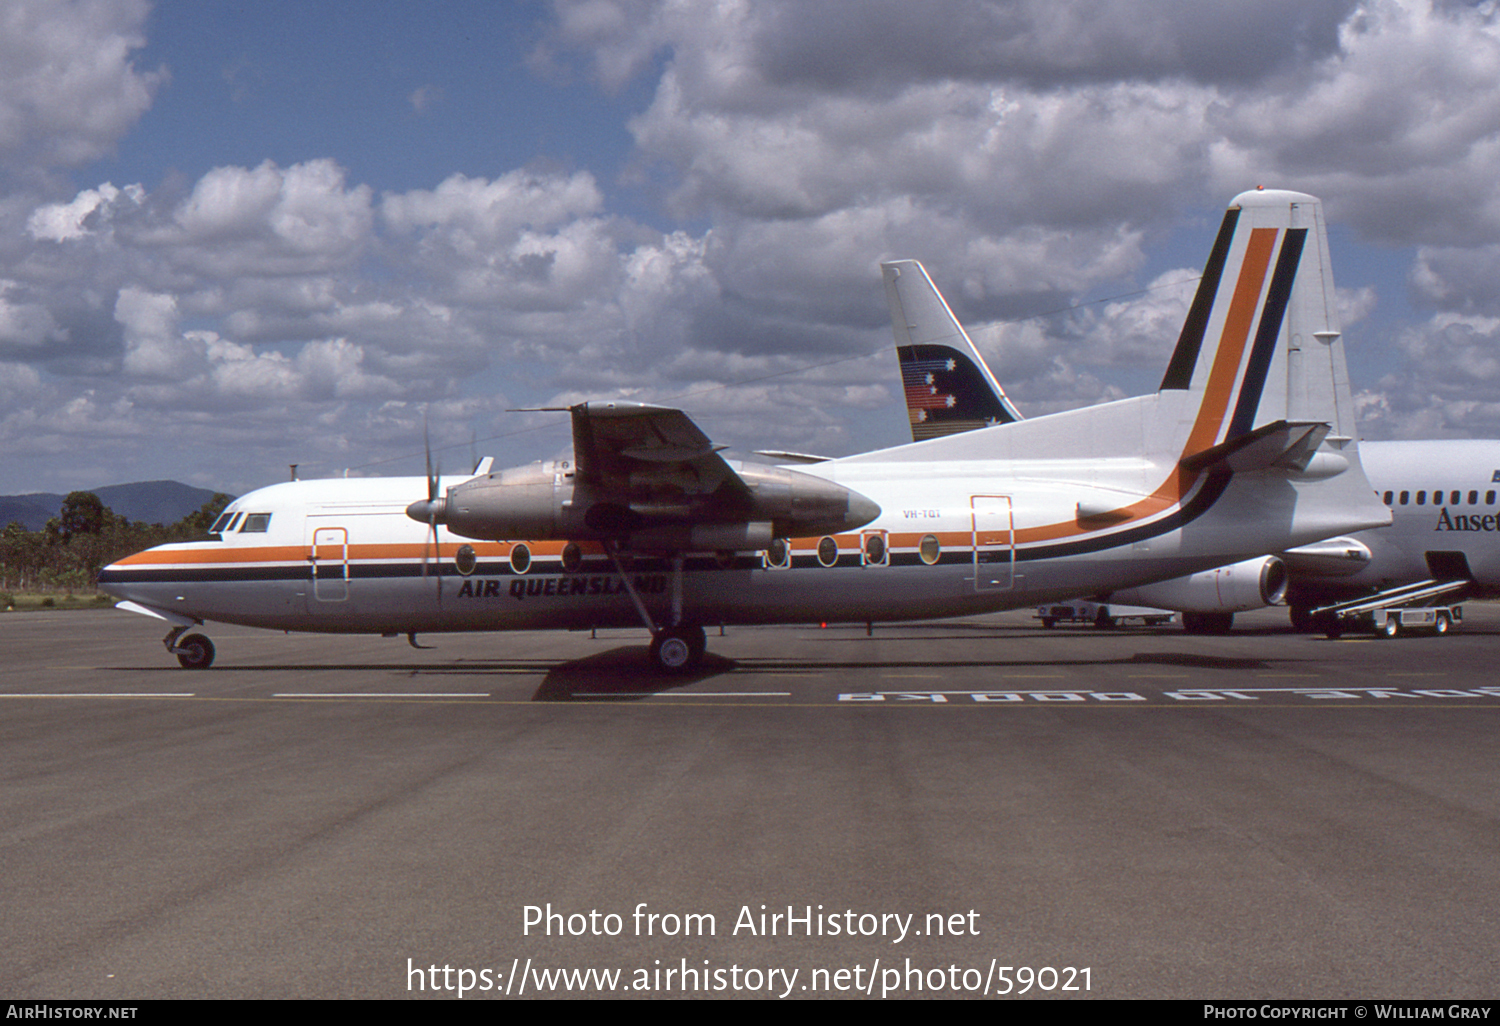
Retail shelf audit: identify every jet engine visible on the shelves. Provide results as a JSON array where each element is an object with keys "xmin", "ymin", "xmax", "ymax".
[{"xmin": 1109, "ymin": 555, "xmax": 1289, "ymax": 629}]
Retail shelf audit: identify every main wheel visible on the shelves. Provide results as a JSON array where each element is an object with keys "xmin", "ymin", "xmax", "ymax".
[
  {"xmin": 649, "ymin": 626, "xmax": 705, "ymax": 674},
  {"xmin": 175, "ymin": 633, "xmax": 215, "ymax": 669}
]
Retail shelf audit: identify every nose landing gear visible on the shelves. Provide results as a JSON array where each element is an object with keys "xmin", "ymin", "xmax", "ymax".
[{"xmin": 164, "ymin": 626, "xmax": 216, "ymax": 669}]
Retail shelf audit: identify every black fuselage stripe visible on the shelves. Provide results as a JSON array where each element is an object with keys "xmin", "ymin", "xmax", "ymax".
[{"xmin": 1160, "ymin": 207, "xmax": 1241, "ymax": 390}]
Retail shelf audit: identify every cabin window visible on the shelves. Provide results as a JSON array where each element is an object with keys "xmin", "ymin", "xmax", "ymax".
[
  {"xmin": 1489, "ymin": 491, "xmax": 1497, "ymax": 505},
  {"xmin": 1416, "ymin": 491, "xmax": 1426, "ymax": 506},
  {"xmin": 919, "ymin": 534, "xmax": 941, "ymax": 565},
  {"xmin": 863, "ymin": 532, "xmax": 887, "ymax": 566},
  {"xmin": 1382, "ymin": 491, "xmax": 1393, "ymax": 506},
  {"xmin": 1398, "ymin": 491, "xmax": 1409, "ymax": 505},
  {"xmin": 816, "ymin": 537, "xmax": 839, "ymax": 567},
  {"xmin": 454, "ymin": 545, "xmax": 477, "ymax": 576},
  {"xmin": 1451, "ymin": 490, "xmax": 1461, "ymax": 505},
  {"xmin": 509, "ymin": 543, "xmax": 531, "ymax": 574},
  {"xmin": 239, "ymin": 513, "xmax": 272, "ymax": 532},
  {"xmin": 561, "ymin": 542, "xmax": 583, "ymax": 573},
  {"xmin": 764, "ymin": 538, "xmax": 790, "ymax": 569},
  {"xmin": 1470, "ymin": 491, "xmax": 1480, "ymax": 505}
]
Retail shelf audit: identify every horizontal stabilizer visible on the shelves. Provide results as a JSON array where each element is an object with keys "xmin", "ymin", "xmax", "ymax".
[
  {"xmin": 1179, "ymin": 420, "xmax": 1332, "ymax": 474},
  {"xmin": 753, "ymin": 450, "xmax": 831, "ymax": 464}
]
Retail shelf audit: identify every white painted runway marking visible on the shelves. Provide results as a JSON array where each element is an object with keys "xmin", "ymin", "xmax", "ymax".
[
  {"xmin": 273, "ymin": 692, "xmax": 491, "ymax": 698},
  {"xmin": 0, "ymin": 692, "xmax": 196, "ymax": 698}
]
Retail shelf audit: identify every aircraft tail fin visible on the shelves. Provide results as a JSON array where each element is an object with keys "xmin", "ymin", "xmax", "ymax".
[
  {"xmin": 1161, "ymin": 188, "xmax": 1358, "ymax": 460},
  {"xmin": 882, "ymin": 260, "xmax": 1023, "ymax": 441}
]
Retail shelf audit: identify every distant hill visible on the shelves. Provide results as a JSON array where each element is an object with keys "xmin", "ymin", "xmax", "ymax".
[{"xmin": 0, "ymin": 481, "xmax": 231, "ymax": 532}]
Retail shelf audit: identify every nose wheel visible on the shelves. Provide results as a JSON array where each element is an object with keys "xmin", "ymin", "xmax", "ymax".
[
  {"xmin": 165, "ymin": 628, "xmax": 216, "ymax": 669},
  {"xmin": 649, "ymin": 625, "xmax": 706, "ymax": 673}
]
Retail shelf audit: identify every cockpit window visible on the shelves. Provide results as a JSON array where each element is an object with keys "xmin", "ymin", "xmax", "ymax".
[
  {"xmin": 209, "ymin": 512, "xmax": 235, "ymax": 533},
  {"xmin": 239, "ymin": 513, "xmax": 272, "ymax": 533}
]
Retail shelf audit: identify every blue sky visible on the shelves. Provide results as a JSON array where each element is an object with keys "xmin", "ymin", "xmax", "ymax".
[
  {"xmin": 109, "ymin": 3, "xmax": 643, "ymax": 201},
  {"xmin": 3, "ymin": 0, "xmax": 1499, "ymax": 496}
]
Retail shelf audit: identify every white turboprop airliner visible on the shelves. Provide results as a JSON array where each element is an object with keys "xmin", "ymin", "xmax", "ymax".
[
  {"xmin": 882, "ymin": 225, "xmax": 1500, "ymax": 634},
  {"xmin": 100, "ymin": 188, "xmax": 1390, "ymax": 671}
]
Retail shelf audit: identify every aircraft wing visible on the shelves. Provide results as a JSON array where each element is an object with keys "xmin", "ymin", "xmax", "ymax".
[
  {"xmin": 569, "ymin": 401, "xmax": 749, "ymax": 502},
  {"xmin": 421, "ymin": 401, "xmax": 878, "ymax": 543}
]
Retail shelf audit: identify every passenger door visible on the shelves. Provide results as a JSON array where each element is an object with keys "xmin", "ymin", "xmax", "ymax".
[{"xmin": 971, "ymin": 495, "xmax": 1014, "ymax": 590}]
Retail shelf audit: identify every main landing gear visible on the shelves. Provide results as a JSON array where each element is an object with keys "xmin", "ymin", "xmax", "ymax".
[
  {"xmin": 603, "ymin": 541, "xmax": 708, "ymax": 674},
  {"xmin": 164, "ymin": 626, "xmax": 216, "ymax": 669},
  {"xmin": 649, "ymin": 625, "xmax": 707, "ymax": 673}
]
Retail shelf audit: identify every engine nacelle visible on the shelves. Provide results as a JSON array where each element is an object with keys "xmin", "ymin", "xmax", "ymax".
[
  {"xmin": 407, "ymin": 459, "xmax": 880, "ymax": 548},
  {"xmin": 1110, "ymin": 556, "xmax": 1289, "ymax": 613},
  {"xmin": 1279, "ymin": 536, "xmax": 1373, "ymax": 579},
  {"xmin": 730, "ymin": 462, "xmax": 880, "ymax": 538}
]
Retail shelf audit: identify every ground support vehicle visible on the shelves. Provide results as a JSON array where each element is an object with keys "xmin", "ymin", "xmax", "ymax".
[{"xmin": 1312, "ymin": 580, "xmax": 1466, "ymax": 639}]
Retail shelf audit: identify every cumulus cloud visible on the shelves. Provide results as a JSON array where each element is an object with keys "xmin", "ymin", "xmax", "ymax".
[
  {"xmin": 26, "ymin": 181, "xmax": 144, "ymax": 241},
  {"xmin": 0, "ymin": 0, "xmax": 164, "ymax": 171},
  {"xmin": 148, "ymin": 159, "xmax": 375, "ymax": 277},
  {"xmin": 8, "ymin": 0, "xmax": 1500, "ymax": 489}
]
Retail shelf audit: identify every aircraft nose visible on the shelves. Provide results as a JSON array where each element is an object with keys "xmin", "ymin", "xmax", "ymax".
[
  {"xmin": 405, "ymin": 497, "xmax": 446, "ymax": 524},
  {"xmin": 846, "ymin": 491, "xmax": 882, "ymax": 530}
]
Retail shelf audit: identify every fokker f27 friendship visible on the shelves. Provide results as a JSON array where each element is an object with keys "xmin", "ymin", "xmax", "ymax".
[{"xmin": 100, "ymin": 189, "xmax": 1391, "ymax": 672}]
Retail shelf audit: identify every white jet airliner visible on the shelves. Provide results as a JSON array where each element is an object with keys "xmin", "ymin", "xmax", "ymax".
[
  {"xmin": 882, "ymin": 222, "xmax": 1500, "ymax": 634},
  {"xmin": 100, "ymin": 188, "xmax": 1390, "ymax": 671}
]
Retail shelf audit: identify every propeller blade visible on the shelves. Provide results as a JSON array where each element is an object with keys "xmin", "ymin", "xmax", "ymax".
[
  {"xmin": 421, "ymin": 458, "xmax": 442, "ymax": 576},
  {"xmin": 424, "ymin": 415, "xmax": 438, "ymax": 503},
  {"xmin": 419, "ymin": 412, "xmax": 443, "ymax": 609},
  {"xmin": 429, "ymin": 508, "xmax": 442, "ymax": 610}
]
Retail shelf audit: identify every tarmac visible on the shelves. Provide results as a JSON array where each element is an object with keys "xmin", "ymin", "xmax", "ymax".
[{"xmin": 3, "ymin": 604, "xmax": 1499, "ymax": 999}]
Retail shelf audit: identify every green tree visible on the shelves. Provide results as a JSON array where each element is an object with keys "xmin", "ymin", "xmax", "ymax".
[{"xmin": 56, "ymin": 491, "xmax": 109, "ymax": 543}]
